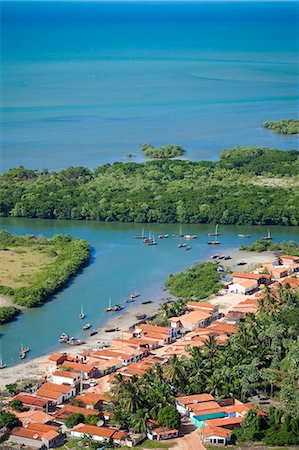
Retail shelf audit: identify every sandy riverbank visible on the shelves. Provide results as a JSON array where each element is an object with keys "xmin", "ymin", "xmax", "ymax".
[{"xmin": 0, "ymin": 248, "xmax": 275, "ymax": 390}]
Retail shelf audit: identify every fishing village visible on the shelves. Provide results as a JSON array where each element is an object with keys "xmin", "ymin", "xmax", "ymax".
[{"xmin": 0, "ymin": 234, "xmax": 298, "ymax": 449}]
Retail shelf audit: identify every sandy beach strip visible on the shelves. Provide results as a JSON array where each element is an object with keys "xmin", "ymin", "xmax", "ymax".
[{"xmin": 0, "ymin": 249, "xmax": 275, "ymax": 389}]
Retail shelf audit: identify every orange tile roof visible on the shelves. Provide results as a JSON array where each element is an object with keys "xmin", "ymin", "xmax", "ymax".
[
  {"xmin": 137, "ymin": 324, "xmax": 171, "ymax": 334},
  {"xmin": 206, "ymin": 416, "xmax": 243, "ymax": 427},
  {"xmin": 10, "ymin": 427, "xmax": 42, "ymax": 440},
  {"xmin": 54, "ymin": 370, "xmax": 80, "ymax": 379},
  {"xmin": 42, "ymin": 430, "xmax": 60, "ymax": 441},
  {"xmin": 48, "ymin": 353, "xmax": 66, "ymax": 362},
  {"xmin": 26, "ymin": 423, "xmax": 58, "ymax": 433},
  {"xmin": 62, "ymin": 361, "xmax": 95, "ymax": 373},
  {"xmin": 76, "ymin": 392, "xmax": 109, "ymax": 405},
  {"xmin": 202, "ymin": 425, "xmax": 231, "ymax": 438},
  {"xmin": 207, "ymin": 322, "xmax": 237, "ymax": 334},
  {"xmin": 54, "ymin": 405, "xmax": 99, "ymax": 419},
  {"xmin": 188, "ymin": 401, "xmax": 220, "ymax": 413},
  {"xmin": 282, "ymin": 255, "xmax": 299, "ymax": 261},
  {"xmin": 232, "ymin": 272, "xmax": 270, "ymax": 281},
  {"xmin": 16, "ymin": 410, "xmax": 53, "ymax": 425},
  {"xmin": 12, "ymin": 394, "xmax": 49, "ymax": 408},
  {"xmin": 176, "ymin": 393, "xmax": 215, "ymax": 405},
  {"xmin": 238, "ymin": 280, "xmax": 258, "ymax": 288},
  {"xmin": 38, "ymin": 382, "xmax": 73, "ymax": 394},
  {"xmin": 72, "ymin": 423, "xmax": 126, "ymax": 440},
  {"xmin": 186, "ymin": 302, "xmax": 217, "ymax": 310},
  {"xmin": 281, "ymin": 277, "xmax": 299, "ymax": 288},
  {"xmin": 143, "ymin": 331, "xmax": 170, "ymax": 340},
  {"xmin": 170, "ymin": 310, "xmax": 212, "ymax": 328}
]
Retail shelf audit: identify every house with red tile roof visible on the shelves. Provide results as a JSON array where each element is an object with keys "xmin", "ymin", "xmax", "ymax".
[
  {"xmin": 185, "ymin": 302, "xmax": 219, "ymax": 318},
  {"xmin": 232, "ymin": 272, "xmax": 271, "ymax": 285},
  {"xmin": 36, "ymin": 382, "xmax": 76, "ymax": 405},
  {"xmin": 53, "ymin": 404, "xmax": 100, "ymax": 422},
  {"xmin": 228, "ymin": 279, "xmax": 258, "ymax": 294},
  {"xmin": 71, "ymin": 423, "xmax": 127, "ymax": 446},
  {"xmin": 146, "ymin": 419, "xmax": 179, "ymax": 441},
  {"xmin": 199, "ymin": 425, "xmax": 233, "ymax": 445},
  {"xmin": 75, "ymin": 392, "xmax": 109, "ymax": 409},
  {"xmin": 61, "ymin": 361, "xmax": 98, "ymax": 379},
  {"xmin": 10, "ymin": 394, "xmax": 51, "ymax": 411},
  {"xmin": 170, "ymin": 309, "xmax": 213, "ymax": 334},
  {"xmin": 52, "ymin": 370, "xmax": 82, "ymax": 386},
  {"xmin": 9, "ymin": 422, "xmax": 64, "ymax": 449}
]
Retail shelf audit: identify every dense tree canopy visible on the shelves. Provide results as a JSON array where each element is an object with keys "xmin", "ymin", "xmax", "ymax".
[
  {"xmin": 0, "ymin": 306, "xmax": 20, "ymax": 324},
  {"xmin": 141, "ymin": 143, "xmax": 185, "ymax": 159},
  {"xmin": 1, "ymin": 147, "xmax": 298, "ymax": 225},
  {"xmin": 263, "ymin": 119, "xmax": 299, "ymax": 135}
]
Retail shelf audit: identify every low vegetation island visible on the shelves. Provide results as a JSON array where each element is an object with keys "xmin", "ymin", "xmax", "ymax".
[
  {"xmin": 1, "ymin": 146, "xmax": 298, "ymax": 225},
  {"xmin": 141, "ymin": 143, "xmax": 185, "ymax": 159},
  {"xmin": 0, "ymin": 230, "xmax": 90, "ymax": 315},
  {"xmin": 240, "ymin": 239, "xmax": 299, "ymax": 255},
  {"xmin": 263, "ymin": 119, "xmax": 299, "ymax": 135}
]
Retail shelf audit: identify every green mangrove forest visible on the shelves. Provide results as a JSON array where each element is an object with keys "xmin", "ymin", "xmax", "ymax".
[
  {"xmin": 0, "ymin": 146, "xmax": 298, "ymax": 225},
  {"xmin": 263, "ymin": 119, "xmax": 299, "ymax": 135}
]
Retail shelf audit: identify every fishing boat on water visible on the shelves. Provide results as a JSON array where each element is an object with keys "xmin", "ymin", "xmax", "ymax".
[
  {"xmin": 185, "ymin": 245, "xmax": 191, "ymax": 251},
  {"xmin": 130, "ymin": 289, "xmax": 140, "ymax": 299},
  {"xmin": 105, "ymin": 299, "xmax": 114, "ymax": 312},
  {"xmin": 79, "ymin": 306, "xmax": 85, "ymax": 320},
  {"xmin": 238, "ymin": 234, "xmax": 251, "ymax": 238},
  {"xmin": 142, "ymin": 300, "xmax": 152, "ymax": 305},
  {"xmin": 184, "ymin": 234, "xmax": 197, "ymax": 239},
  {"xmin": 83, "ymin": 323, "xmax": 91, "ymax": 330},
  {"xmin": 178, "ymin": 243, "xmax": 186, "ymax": 248},
  {"xmin": 125, "ymin": 298, "xmax": 135, "ymax": 303},
  {"xmin": 172, "ymin": 225, "xmax": 184, "ymax": 238},
  {"xmin": 158, "ymin": 234, "xmax": 169, "ymax": 239},
  {"xmin": 208, "ymin": 236, "xmax": 220, "ymax": 245},
  {"xmin": 59, "ymin": 333, "xmax": 69, "ymax": 343},
  {"xmin": 261, "ymin": 228, "xmax": 273, "ymax": 241},
  {"xmin": 112, "ymin": 304, "xmax": 124, "ymax": 311},
  {"xmin": 0, "ymin": 354, "xmax": 6, "ymax": 370},
  {"xmin": 208, "ymin": 224, "xmax": 220, "ymax": 236},
  {"xmin": 143, "ymin": 233, "xmax": 153, "ymax": 244},
  {"xmin": 134, "ymin": 228, "xmax": 146, "ymax": 239},
  {"xmin": 19, "ymin": 344, "xmax": 26, "ymax": 360},
  {"xmin": 147, "ymin": 235, "xmax": 157, "ymax": 245},
  {"xmin": 105, "ymin": 327, "xmax": 120, "ymax": 333}
]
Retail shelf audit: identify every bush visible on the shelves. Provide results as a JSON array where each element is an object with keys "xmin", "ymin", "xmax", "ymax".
[
  {"xmin": 9, "ymin": 399, "xmax": 24, "ymax": 412},
  {"xmin": 0, "ymin": 306, "xmax": 20, "ymax": 324},
  {"xmin": 157, "ymin": 406, "xmax": 181, "ymax": 430},
  {"xmin": 65, "ymin": 413, "xmax": 85, "ymax": 428},
  {"xmin": 0, "ymin": 412, "xmax": 21, "ymax": 430}
]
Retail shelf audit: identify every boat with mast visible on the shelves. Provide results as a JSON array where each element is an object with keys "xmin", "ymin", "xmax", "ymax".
[
  {"xmin": 238, "ymin": 234, "xmax": 251, "ymax": 238},
  {"xmin": 0, "ymin": 354, "xmax": 6, "ymax": 369},
  {"xmin": 105, "ymin": 298, "xmax": 114, "ymax": 312},
  {"xmin": 261, "ymin": 228, "xmax": 273, "ymax": 241},
  {"xmin": 79, "ymin": 306, "xmax": 85, "ymax": 320},
  {"xmin": 129, "ymin": 289, "xmax": 140, "ymax": 299},
  {"xmin": 172, "ymin": 225, "xmax": 184, "ymax": 238},
  {"xmin": 134, "ymin": 228, "xmax": 146, "ymax": 239},
  {"xmin": 19, "ymin": 343, "xmax": 26, "ymax": 360},
  {"xmin": 208, "ymin": 236, "xmax": 220, "ymax": 245},
  {"xmin": 208, "ymin": 224, "xmax": 220, "ymax": 236},
  {"xmin": 147, "ymin": 235, "xmax": 157, "ymax": 245}
]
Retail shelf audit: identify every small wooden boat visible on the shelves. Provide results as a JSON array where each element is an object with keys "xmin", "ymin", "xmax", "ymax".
[
  {"xmin": 105, "ymin": 298, "xmax": 114, "ymax": 312},
  {"xmin": 261, "ymin": 228, "xmax": 273, "ymax": 241},
  {"xmin": 59, "ymin": 333, "xmax": 69, "ymax": 343},
  {"xmin": 89, "ymin": 330, "xmax": 98, "ymax": 336},
  {"xmin": 125, "ymin": 298, "xmax": 135, "ymax": 303},
  {"xmin": 79, "ymin": 305, "xmax": 85, "ymax": 320},
  {"xmin": 238, "ymin": 234, "xmax": 251, "ymax": 238},
  {"xmin": 105, "ymin": 327, "xmax": 120, "ymax": 333},
  {"xmin": 83, "ymin": 323, "xmax": 91, "ymax": 330},
  {"xmin": 218, "ymin": 255, "xmax": 225, "ymax": 260},
  {"xmin": 208, "ymin": 241, "xmax": 220, "ymax": 245},
  {"xmin": 134, "ymin": 228, "xmax": 146, "ymax": 239},
  {"xmin": 172, "ymin": 225, "xmax": 184, "ymax": 238},
  {"xmin": 19, "ymin": 344, "xmax": 27, "ymax": 359},
  {"xmin": 143, "ymin": 233, "xmax": 154, "ymax": 244},
  {"xmin": 185, "ymin": 245, "xmax": 191, "ymax": 251},
  {"xmin": 0, "ymin": 354, "xmax": 6, "ymax": 370},
  {"xmin": 158, "ymin": 234, "xmax": 169, "ymax": 239},
  {"xmin": 184, "ymin": 234, "xmax": 197, "ymax": 239},
  {"xmin": 23, "ymin": 347, "xmax": 30, "ymax": 353},
  {"xmin": 130, "ymin": 289, "xmax": 140, "ymax": 299},
  {"xmin": 211, "ymin": 254, "xmax": 219, "ymax": 259},
  {"xmin": 208, "ymin": 224, "xmax": 220, "ymax": 236},
  {"xmin": 224, "ymin": 255, "xmax": 232, "ymax": 260},
  {"xmin": 147, "ymin": 235, "xmax": 157, "ymax": 245},
  {"xmin": 178, "ymin": 243, "xmax": 187, "ymax": 248},
  {"xmin": 142, "ymin": 300, "xmax": 152, "ymax": 305},
  {"xmin": 112, "ymin": 304, "xmax": 123, "ymax": 311},
  {"xmin": 237, "ymin": 261, "xmax": 247, "ymax": 266},
  {"xmin": 135, "ymin": 313, "xmax": 146, "ymax": 320}
]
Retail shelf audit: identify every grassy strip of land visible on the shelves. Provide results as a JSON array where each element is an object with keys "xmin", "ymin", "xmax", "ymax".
[
  {"xmin": 0, "ymin": 306, "xmax": 20, "ymax": 325},
  {"xmin": 0, "ymin": 230, "xmax": 90, "ymax": 308},
  {"xmin": 240, "ymin": 239, "xmax": 299, "ymax": 255},
  {"xmin": 263, "ymin": 119, "xmax": 299, "ymax": 135},
  {"xmin": 1, "ymin": 146, "xmax": 298, "ymax": 225}
]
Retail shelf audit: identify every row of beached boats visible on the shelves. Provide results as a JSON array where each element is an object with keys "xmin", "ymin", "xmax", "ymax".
[{"xmin": 135, "ymin": 225, "xmax": 273, "ymax": 247}]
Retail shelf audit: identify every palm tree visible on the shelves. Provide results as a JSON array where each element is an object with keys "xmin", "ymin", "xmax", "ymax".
[
  {"xmin": 203, "ymin": 335, "xmax": 219, "ymax": 365},
  {"xmin": 130, "ymin": 408, "xmax": 150, "ymax": 433},
  {"xmin": 164, "ymin": 355, "xmax": 187, "ymax": 389}
]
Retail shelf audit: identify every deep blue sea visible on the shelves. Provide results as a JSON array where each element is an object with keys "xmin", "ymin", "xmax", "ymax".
[{"xmin": 1, "ymin": 1, "xmax": 298, "ymax": 172}]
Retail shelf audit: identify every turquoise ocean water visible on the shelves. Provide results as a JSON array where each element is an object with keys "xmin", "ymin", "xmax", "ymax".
[{"xmin": 1, "ymin": 1, "xmax": 298, "ymax": 172}]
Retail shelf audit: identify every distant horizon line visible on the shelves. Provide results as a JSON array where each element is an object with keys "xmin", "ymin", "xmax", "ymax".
[{"xmin": 2, "ymin": 0, "xmax": 297, "ymax": 3}]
